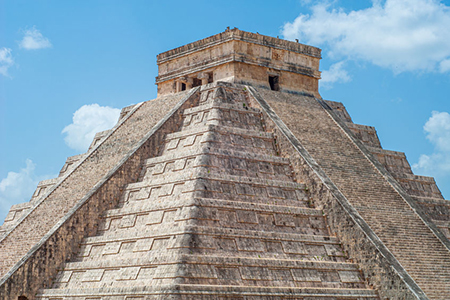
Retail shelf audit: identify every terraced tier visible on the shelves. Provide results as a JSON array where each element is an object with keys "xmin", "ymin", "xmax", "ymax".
[
  {"xmin": 36, "ymin": 84, "xmax": 378, "ymax": 300},
  {"xmin": 257, "ymin": 88, "xmax": 450, "ymax": 299}
]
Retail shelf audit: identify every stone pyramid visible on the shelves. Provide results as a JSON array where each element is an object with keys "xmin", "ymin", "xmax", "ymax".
[{"xmin": 1, "ymin": 29, "xmax": 449, "ymax": 300}]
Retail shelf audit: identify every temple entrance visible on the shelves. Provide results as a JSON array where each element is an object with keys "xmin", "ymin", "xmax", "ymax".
[{"xmin": 269, "ymin": 75, "xmax": 279, "ymax": 91}]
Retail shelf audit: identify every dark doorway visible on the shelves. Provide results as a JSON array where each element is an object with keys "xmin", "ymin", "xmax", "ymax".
[
  {"xmin": 269, "ymin": 75, "xmax": 279, "ymax": 91},
  {"xmin": 208, "ymin": 73, "xmax": 214, "ymax": 83},
  {"xmin": 181, "ymin": 83, "xmax": 186, "ymax": 91},
  {"xmin": 18, "ymin": 296, "xmax": 28, "ymax": 300},
  {"xmin": 192, "ymin": 78, "xmax": 202, "ymax": 87}
]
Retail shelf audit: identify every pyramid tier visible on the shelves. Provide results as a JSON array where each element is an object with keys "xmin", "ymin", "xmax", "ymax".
[
  {"xmin": 38, "ymin": 285, "xmax": 378, "ymax": 300},
  {"xmin": 35, "ymin": 84, "xmax": 378, "ymax": 299}
]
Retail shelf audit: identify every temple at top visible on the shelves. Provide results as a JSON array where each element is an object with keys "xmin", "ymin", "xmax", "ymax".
[{"xmin": 156, "ymin": 27, "xmax": 321, "ymax": 96}]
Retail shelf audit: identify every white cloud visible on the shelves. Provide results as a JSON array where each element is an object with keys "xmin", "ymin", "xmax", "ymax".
[
  {"xmin": 0, "ymin": 48, "xmax": 14, "ymax": 77},
  {"xmin": 320, "ymin": 61, "xmax": 351, "ymax": 88},
  {"xmin": 439, "ymin": 59, "xmax": 450, "ymax": 73},
  {"xmin": 0, "ymin": 160, "xmax": 54, "ymax": 222},
  {"xmin": 62, "ymin": 104, "xmax": 120, "ymax": 152},
  {"xmin": 20, "ymin": 27, "xmax": 52, "ymax": 50},
  {"xmin": 423, "ymin": 111, "xmax": 450, "ymax": 151},
  {"xmin": 283, "ymin": 0, "xmax": 450, "ymax": 73},
  {"xmin": 413, "ymin": 111, "xmax": 450, "ymax": 176}
]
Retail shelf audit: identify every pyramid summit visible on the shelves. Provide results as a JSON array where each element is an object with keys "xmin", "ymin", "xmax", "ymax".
[{"xmin": 1, "ymin": 28, "xmax": 450, "ymax": 300}]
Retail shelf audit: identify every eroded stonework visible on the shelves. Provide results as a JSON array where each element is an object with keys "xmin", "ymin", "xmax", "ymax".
[{"xmin": 1, "ymin": 29, "xmax": 449, "ymax": 300}]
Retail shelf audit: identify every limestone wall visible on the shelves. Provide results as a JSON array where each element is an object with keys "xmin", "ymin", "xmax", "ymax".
[
  {"xmin": 324, "ymin": 100, "xmax": 450, "ymax": 242},
  {"xmin": 156, "ymin": 28, "xmax": 321, "ymax": 96},
  {"xmin": 248, "ymin": 87, "xmax": 445, "ymax": 299},
  {"xmin": 0, "ymin": 90, "xmax": 199, "ymax": 300}
]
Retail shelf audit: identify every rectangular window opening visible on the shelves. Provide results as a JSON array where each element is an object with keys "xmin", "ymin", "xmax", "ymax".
[
  {"xmin": 181, "ymin": 83, "xmax": 186, "ymax": 91},
  {"xmin": 269, "ymin": 75, "xmax": 279, "ymax": 91}
]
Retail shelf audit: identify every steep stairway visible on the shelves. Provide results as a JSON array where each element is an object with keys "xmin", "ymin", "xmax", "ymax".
[
  {"xmin": 37, "ymin": 84, "xmax": 379, "ymax": 300},
  {"xmin": 257, "ymin": 88, "xmax": 450, "ymax": 299}
]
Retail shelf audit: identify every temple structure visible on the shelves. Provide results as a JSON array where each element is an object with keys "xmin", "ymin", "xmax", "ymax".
[{"xmin": 1, "ymin": 28, "xmax": 449, "ymax": 300}]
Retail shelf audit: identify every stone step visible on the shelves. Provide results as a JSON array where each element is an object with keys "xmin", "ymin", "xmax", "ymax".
[
  {"xmin": 87, "ymin": 224, "xmax": 339, "ymax": 246},
  {"xmin": 183, "ymin": 101, "xmax": 264, "ymax": 121},
  {"xmin": 96, "ymin": 198, "xmax": 325, "ymax": 237},
  {"xmin": 76, "ymin": 224, "xmax": 343, "ymax": 262},
  {"xmin": 181, "ymin": 102, "xmax": 264, "ymax": 131},
  {"xmin": 139, "ymin": 146, "xmax": 293, "ymax": 183},
  {"xmin": 45, "ymin": 255, "xmax": 367, "ymax": 291},
  {"xmin": 256, "ymin": 88, "xmax": 450, "ymax": 298},
  {"xmin": 117, "ymin": 168, "xmax": 308, "ymax": 207},
  {"xmin": 146, "ymin": 146, "xmax": 289, "ymax": 167},
  {"xmin": 166, "ymin": 123, "xmax": 272, "ymax": 141},
  {"xmin": 58, "ymin": 153, "xmax": 86, "ymax": 177},
  {"xmin": 37, "ymin": 285, "xmax": 379, "ymax": 299},
  {"xmin": 126, "ymin": 168, "xmax": 306, "ymax": 193},
  {"xmin": 161, "ymin": 124, "xmax": 275, "ymax": 155},
  {"xmin": 395, "ymin": 174, "xmax": 443, "ymax": 199},
  {"xmin": 105, "ymin": 197, "xmax": 316, "ymax": 220},
  {"xmin": 61, "ymin": 253, "xmax": 360, "ymax": 272},
  {"xmin": 183, "ymin": 101, "xmax": 262, "ymax": 116}
]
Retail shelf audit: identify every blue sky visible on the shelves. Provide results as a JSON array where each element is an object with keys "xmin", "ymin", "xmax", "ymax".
[{"xmin": 1, "ymin": 0, "xmax": 450, "ymax": 221}]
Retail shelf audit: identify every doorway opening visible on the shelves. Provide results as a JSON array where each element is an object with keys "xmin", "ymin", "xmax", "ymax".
[
  {"xmin": 192, "ymin": 78, "xmax": 202, "ymax": 87},
  {"xmin": 269, "ymin": 75, "xmax": 279, "ymax": 91}
]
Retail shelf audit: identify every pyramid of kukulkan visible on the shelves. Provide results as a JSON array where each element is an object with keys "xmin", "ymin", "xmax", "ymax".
[{"xmin": 1, "ymin": 28, "xmax": 450, "ymax": 300}]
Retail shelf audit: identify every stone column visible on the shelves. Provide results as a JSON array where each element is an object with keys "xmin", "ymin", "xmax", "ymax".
[
  {"xmin": 198, "ymin": 73, "xmax": 210, "ymax": 85},
  {"xmin": 186, "ymin": 77, "xmax": 193, "ymax": 89},
  {"xmin": 175, "ymin": 81, "xmax": 183, "ymax": 92}
]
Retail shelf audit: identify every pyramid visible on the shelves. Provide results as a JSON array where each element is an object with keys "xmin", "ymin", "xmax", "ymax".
[{"xmin": 1, "ymin": 28, "xmax": 449, "ymax": 300}]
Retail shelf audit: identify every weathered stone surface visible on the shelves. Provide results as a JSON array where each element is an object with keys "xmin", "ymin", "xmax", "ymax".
[
  {"xmin": 0, "ymin": 89, "xmax": 198, "ymax": 299},
  {"xmin": 156, "ymin": 28, "xmax": 321, "ymax": 97},
  {"xmin": 2, "ymin": 29, "xmax": 449, "ymax": 300},
  {"xmin": 252, "ymin": 87, "xmax": 450, "ymax": 299},
  {"xmin": 31, "ymin": 83, "xmax": 377, "ymax": 300},
  {"xmin": 324, "ymin": 100, "xmax": 450, "ymax": 246}
]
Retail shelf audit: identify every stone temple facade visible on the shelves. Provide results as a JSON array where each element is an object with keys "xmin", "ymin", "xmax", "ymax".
[{"xmin": 1, "ymin": 28, "xmax": 450, "ymax": 300}]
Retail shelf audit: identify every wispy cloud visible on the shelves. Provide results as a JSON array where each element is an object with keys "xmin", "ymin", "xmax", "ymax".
[
  {"xmin": 320, "ymin": 61, "xmax": 351, "ymax": 88},
  {"xmin": 19, "ymin": 27, "xmax": 52, "ymax": 50},
  {"xmin": 62, "ymin": 104, "xmax": 120, "ymax": 152},
  {"xmin": 413, "ymin": 111, "xmax": 450, "ymax": 178},
  {"xmin": 0, "ymin": 160, "xmax": 54, "ymax": 222},
  {"xmin": 0, "ymin": 48, "xmax": 14, "ymax": 77},
  {"xmin": 283, "ymin": 0, "xmax": 450, "ymax": 74}
]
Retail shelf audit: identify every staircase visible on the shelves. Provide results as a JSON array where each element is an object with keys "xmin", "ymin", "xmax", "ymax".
[
  {"xmin": 257, "ymin": 88, "xmax": 450, "ymax": 299},
  {"xmin": 36, "ymin": 84, "xmax": 379, "ymax": 299}
]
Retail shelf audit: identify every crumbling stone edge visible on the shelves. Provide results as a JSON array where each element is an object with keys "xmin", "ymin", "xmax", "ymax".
[
  {"xmin": 247, "ymin": 85, "xmax": 428, "ymax": 300},
  {"xmin": 317, "ymin": 98, "xmax": 450, "ymax": 251},
  {"xmin": 0, "ymin": 87, "xmax": 200, "ymax": 300}
]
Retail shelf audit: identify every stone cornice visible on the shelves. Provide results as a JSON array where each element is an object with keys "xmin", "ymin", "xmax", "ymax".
[{"xmin": 157, "ymin": 28, "xmax": 321, "ymax": 64}]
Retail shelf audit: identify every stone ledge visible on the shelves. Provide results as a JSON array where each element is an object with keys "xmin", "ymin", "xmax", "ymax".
[
  {"xmin": 157, "ymin": 28, "xmax": 321, "ymax": 63},
  {"xmin": 61, "ymin": 254, "xmax": 360, "ymax": 271},
  {"xmin": 165, "ymin": 124, "xmax": 273, "ymax": 140},
  {"xmin": 143, "ymin": 147, "xmax": 290, "ymax": 167},
  {"xmin": 183, "ymin": 101, "xmax": 261, "ymax": 115},
  {"xmin": 38, "ymin": 285, "xmax": 378, "ymax": 298},
  {"xmin": 82, "ymin": 224, "xmax": 339, "ymax": 246}
]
